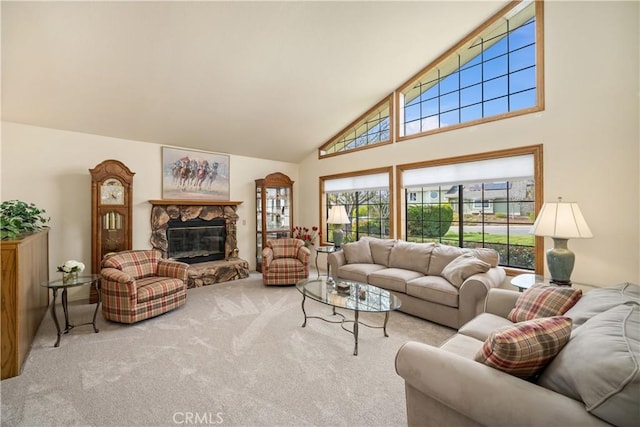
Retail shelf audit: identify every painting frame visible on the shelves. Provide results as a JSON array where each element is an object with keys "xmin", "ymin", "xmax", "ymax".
[{"xmin": 161, "ymin": 146, "xmax": 230, "ymax": 200}]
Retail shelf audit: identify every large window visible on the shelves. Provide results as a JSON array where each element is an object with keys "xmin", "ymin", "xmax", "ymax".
[
  {"xmin": 320, "ymin": 168, "xmax": 393, "ymax": 244},
  {"xmin": 319, "ymin": 96, "xmax": 393, "ymax": 158},
  {"xmin": 398, "ymin": 146, "xmax": 542, "ymax": 272},
  {"xmin": 318, "ymin": 1, "xmax": 544, "ymax": 159},
  {"xmin": 398, "ymin": 1, "xmax": 542, "ymax": 140}
]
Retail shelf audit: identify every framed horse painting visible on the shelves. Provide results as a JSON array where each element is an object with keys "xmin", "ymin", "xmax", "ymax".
[{"xmin": 161, "ymin": 147, "xmax": 230, "ymax": 200}]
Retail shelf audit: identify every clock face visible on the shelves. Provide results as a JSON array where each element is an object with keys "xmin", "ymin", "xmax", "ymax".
[{"xmin": 101, "ymin": 179, "xmax": 125, "ymax": 205}]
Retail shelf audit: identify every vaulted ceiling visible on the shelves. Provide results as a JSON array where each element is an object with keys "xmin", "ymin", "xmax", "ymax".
[{"xmin": 2, "ymin": 1, "xmax": 506, "ymax": 163}]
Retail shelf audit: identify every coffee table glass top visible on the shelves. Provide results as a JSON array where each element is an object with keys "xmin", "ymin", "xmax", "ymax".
[{"xmin": 296, "ymin": 277, "xmax": 401, "ymax": 313}]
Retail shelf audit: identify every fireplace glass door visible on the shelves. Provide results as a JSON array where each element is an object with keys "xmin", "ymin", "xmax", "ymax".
[{"xmin": 167, "ymin": 218, "xmax": 226, "ymax": 264}]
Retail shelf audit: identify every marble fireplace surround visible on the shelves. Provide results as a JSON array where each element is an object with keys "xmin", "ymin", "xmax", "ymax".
[{"xmin": 149, "ymin": 200, "xmax": 249, "ymax": 287}]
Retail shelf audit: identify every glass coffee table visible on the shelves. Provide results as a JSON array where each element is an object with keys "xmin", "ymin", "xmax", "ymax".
[{"xmin": 295, "ymin": 277, "xmax": 401, "ymax": 356}]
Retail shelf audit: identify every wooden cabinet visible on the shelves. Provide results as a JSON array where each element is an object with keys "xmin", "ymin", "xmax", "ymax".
[
  {"xmin": 255, "ymin": 172, "xmax": 294, "ymax": 272},
  {"xmin": 1, "ymin": 229, "xmax": 49, "ymax": 379}
]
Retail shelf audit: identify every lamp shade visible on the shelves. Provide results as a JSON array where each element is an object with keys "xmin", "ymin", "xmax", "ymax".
[
  {"xmin": 327, "ymin": 206, "xmax": 350, "ymax": 224},
  {"xmin": 530, "ymin": 198, "xmax": 593, "ymax": 239}
]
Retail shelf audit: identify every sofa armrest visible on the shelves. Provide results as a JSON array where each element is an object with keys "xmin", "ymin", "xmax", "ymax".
[
  {"xmin": 100, "ymin": 267, "xmax": 136, "ymax": 297},
  {"xmin": 101, "ymin": 267, "xmax": 133, "ymax": 285},
  {"xmin": 395, "ymin": 341, "xmax": 609, "ymax": 427},
  {"xmin": 157, "ymin": 259, "xmax": 189, "ymax": 283},
  {"xmin": 297, "ymin": 245, "xmax": 311, "ymax": 264},
  {"xmin": 328, "ymin": 251, "xmax": 346, "ymax": 278},
  {"xmin": 261, "ymin": 247, "xmax": 274, "ymax": 272},
  {"xmin": 484, "ymin": 288, "xmax": 521, "ymax": 318},
  {"xmin": 457, "ymin": 267, "xmax": 506, "ymax": 327}
]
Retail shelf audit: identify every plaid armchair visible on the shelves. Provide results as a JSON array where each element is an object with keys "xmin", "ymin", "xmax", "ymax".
[
  {"xmin": 100, "ymin": 250, "xmax": 189, "ymax": 323},
  {"xmin": 262, "ymin": 238, "xmax": 311, "ymax": 285}
]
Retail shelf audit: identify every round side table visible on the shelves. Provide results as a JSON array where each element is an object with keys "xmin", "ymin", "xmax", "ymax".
[
  {"xmin": 314, "ymin": 245, "xmax": 340, "ymax": 278},
  {"xmin": 510, "ymin": 273, "xmax": 544, "ymax": 292},
  {"xmin": 41, "ymin": 274, "xmax": 101, "ymax": 347}
]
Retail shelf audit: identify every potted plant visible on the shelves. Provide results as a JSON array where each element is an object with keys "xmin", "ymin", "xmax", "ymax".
[{"xmin": 0, "ymin": 200, "xmax": 50, "ymax": 240}]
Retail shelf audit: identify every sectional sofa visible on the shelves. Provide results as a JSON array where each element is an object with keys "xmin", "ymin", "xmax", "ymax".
[
  {"xmin": 395, "ymin": 283, "xmax": 640, "ymax": 426},
  {"xmin": 328, "ymin": 237, "xmax": 506, "ymax": 328}
]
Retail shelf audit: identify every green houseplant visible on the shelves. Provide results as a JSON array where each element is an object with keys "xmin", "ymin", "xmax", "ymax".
[{"xmin": 0, "ymin": 200, "xmax": 50, "ymax": 240}]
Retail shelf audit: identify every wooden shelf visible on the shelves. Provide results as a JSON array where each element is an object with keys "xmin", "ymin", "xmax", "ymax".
[
  {"xmin": 149, "ymin": 200, "xmax": 243, "ymax": 206},
  {"xmin": 1, "ymin": 229, "xmax": 49, "ymax": 379}
]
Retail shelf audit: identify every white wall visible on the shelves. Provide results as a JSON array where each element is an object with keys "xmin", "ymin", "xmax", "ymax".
[
  {"xmin": 1, "ymin": 123, "xmax": 298, "ymax": 300},
  {"xmin": 296, "ymin": 1, "xmax": 640, "ymax": 287},
  {"xmin": 2, "ymin": 1, "xmax": 638, "ymax": 298}
]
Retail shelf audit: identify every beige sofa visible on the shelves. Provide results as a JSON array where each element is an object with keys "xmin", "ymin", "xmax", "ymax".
[
  {"xmin": 328, "ymin": 237, "xmax": 506, "ymax": 329},
  {"xmin": 395, "ymin": 283, "xmax": 640, "ymax": 427}
]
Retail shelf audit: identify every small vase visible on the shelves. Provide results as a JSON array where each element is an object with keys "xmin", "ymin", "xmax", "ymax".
[{"xmin": 62, "ymin": 272, "xmax": 78, "ymax": 284}]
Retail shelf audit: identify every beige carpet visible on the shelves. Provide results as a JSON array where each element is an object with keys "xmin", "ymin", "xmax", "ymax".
[{"xmin": 0, "ymin": 272, "xmax": 455, "ymax": 427}]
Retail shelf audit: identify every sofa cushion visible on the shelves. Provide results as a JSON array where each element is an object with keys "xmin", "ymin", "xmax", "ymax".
[
  {"xmin": 369, "ymin": 268, "xmax": 423, "ymax": 293},
  {"xmin": 458, "ymin": 312, "xmax": 515, "ymax": 341},
  {"xmin": 440, "ymin": 333, "xmax": 485, "ymax": 360},
  {"xmin": 136, "ymin": 277, "xmax": 185, "ymax": 303},
  {"xmin": 427, "ymin": 244, "xmax": 466, "ymax": 276},
  {"xmin": 474, "ymin": 316, "xmax": 572, "ymax": 379},
  {"xmin": 427, "ymin": 244, "xmax": 500, "ymax": 275},
  {"xmin": 388, "ymin": 241, "xmax": 433, "ymax": 275},
  {"xmin": 406, "ymin": 276, "xmax": 459, "ymax": 308},
  {"xmin": 537, "ymin": 303, "xmax": 640, "ymax": 427},
  {"xmin": 508, "ymin": 283, "xmax": 582, "ymax": 323},
  {"xmin": 440, "ymin": 253, "xmax": 491, "ymax": 288},
  {"xmin": 363, "ymin": 237, "xmax": 396, "ymax": 267},
  {"xmin": 343, "ymin": 239, "xmax": 373, "ymax": 264},
  {"xmin": 102, "ymin": 249, "xmax": 160, "ymax": 279},
  {"xmin": 564, "ymin": 282, "xmax": 640, "ymax": 328},
  {"xmin": 270, "ymin": 239, "xmax": 301, "ymax": 259},
  {"xmin": 336, "ymin": 263, "xmax": 385, "ymax": 283},
  {"xmin": 465, "ymin": 248, "xmax": 500, "ymax": 268}
]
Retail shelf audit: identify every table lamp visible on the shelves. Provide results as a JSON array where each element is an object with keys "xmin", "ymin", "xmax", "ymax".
[
  {"xmin": 327, "ymin": 206, "xmax": 349, "ymax": 248},
  {"xmin": 530, "ymin": 197, "xmax": 593, "ymax": 285}
]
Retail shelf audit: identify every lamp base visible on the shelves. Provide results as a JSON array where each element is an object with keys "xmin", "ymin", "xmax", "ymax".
[
  {"xmin": 333, "ymin": 228, "xmax": 344, "ymax": 248},
  {"xmin": 550, "ymin": 278, "xmax": 572, "ymax": 286},
  {"xmin": 547, "ymin": 238, "xmax": 575, "ymax": 286}
]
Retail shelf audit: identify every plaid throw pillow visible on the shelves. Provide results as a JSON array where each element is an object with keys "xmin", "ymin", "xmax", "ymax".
[
  {"xmin": 475, "ymin": 316, "xmax": 572, "ymax": 379},
  {"xmin": 508, "ymin": 283, "xmax": 582, "ymax": 323}
]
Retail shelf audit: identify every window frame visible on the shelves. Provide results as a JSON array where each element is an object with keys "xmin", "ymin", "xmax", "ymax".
[
  {"xmin": 395, "ymin": 145, "xmax": 544, "ymax": 275},
  {"xmin": 317, "ymin": 1, "xmax": 544, "ymax": 160},
  {"xmin": 318, "ymin": 95, "xmax": 394, "ymax": 159},
  {"xmin": 319, "ymin": 167, "xmax": 395, "ymax": 244},
  {"xmin": 395, "ymin": 0, "xmax": 544, "ymax": 143}
]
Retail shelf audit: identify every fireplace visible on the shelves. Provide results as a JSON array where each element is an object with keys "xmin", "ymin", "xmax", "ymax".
[
  {"xmin": 149, "ymin": 200, "xmax": 240, "ymax": 261},
  {"xmin": 149, "ymin": 200, "xmax": 249, "ymax": 288},
  {"xmin": 167, "ymin": 218, "xmax": 226, "ymax": 264}
]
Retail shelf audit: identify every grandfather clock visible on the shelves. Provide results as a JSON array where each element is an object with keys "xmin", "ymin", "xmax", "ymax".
[{"xmin": 89, "ymin": 160, "xmax": 135, "ymax": 303}]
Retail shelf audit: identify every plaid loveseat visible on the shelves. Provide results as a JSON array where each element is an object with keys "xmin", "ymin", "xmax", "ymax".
[
  {"xmin": 100, "ymin": 250, "xmax": 189, "ymax": 323},
  {"xmin": 262, "ymin": 238, "xmax": 310, "ymax": 285}
]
